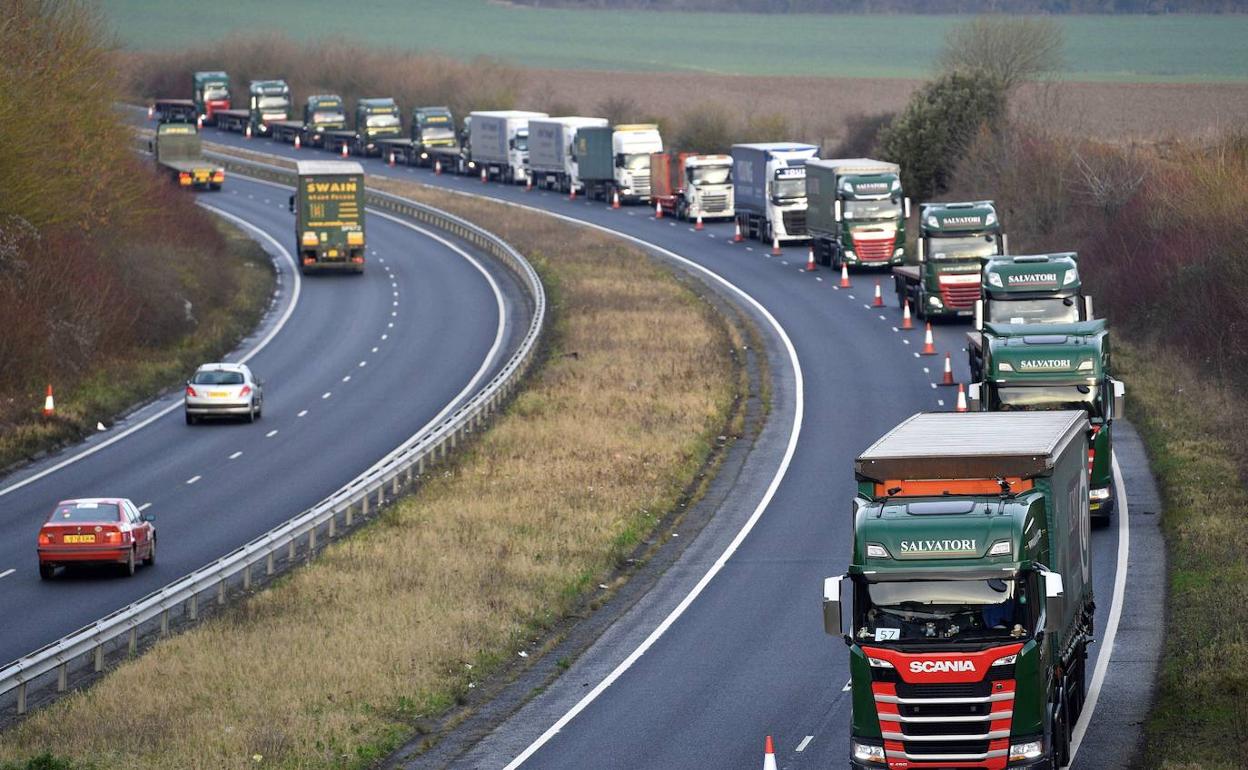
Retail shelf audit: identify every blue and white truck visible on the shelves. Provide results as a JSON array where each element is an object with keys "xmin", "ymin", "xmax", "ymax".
[{"xmin": 731, "ymin": 142, "xmax": 819, "ymax": 245}]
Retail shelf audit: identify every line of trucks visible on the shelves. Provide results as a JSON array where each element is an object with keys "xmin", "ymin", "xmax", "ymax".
[{"xmin": 148, "ymin": 73, "xmax": 1129, "ymax": 767}]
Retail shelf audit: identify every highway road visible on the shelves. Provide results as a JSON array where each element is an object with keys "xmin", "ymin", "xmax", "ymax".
[
  {"xmin": 0, "ymin": 172, "xmax": 529, "ymax": 668},
  {"xmin": 111, "ymin": 119, "xmax": 1168, "ymax": 769}
]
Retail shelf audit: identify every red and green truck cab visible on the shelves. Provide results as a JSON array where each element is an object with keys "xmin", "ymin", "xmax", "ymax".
[
  {"xmin": 192, "ymin": 71, "xmax": 230, "ymax": 125},
  {"xmin": 893, "ymin": 201, "xmax": 1006, "ymax": 320},
  {"xmin": 824, "ymin": 411, "xmax": 1094, "ymax": 770},
  {"xmin": 968, "ymin": 323, "xmax": 1125, "ymax": 524},
  {"xmin": 806, "ymin": 158, "xmax": 910, "ymax": 269}
]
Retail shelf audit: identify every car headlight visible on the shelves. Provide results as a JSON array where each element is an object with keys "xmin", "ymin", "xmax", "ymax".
[
  {"xmin": 852, "ymin": 742, "xmax": 886, "ymax": 764},
  {"xmin": 1009, "ymin": 740, "xmax": 1043, "ymax": 761},
  {"xmin": 988, "ymin": 272, "xmax": 1003, "ymax": 288},
  {"xmin": 1090, "ymin": 487, "xmax": 1111, "ymax": 501}
]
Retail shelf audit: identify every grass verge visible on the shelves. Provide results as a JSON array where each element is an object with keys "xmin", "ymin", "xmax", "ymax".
[
  {"xmin": 0, "ymin": 179, "xmax": 742, "ymax": 769},
  {"xmin": 1115, "ymin": 341, "xmax": 1248, "ymax": 770},
  {"xmin": 0, "ymin": 219, "xmax": 274, "ymax": 474}
]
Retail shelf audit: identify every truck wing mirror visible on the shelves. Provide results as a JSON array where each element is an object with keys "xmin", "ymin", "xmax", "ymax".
[
  {"xmin": 917, "ymin": 239, "xmax": 925, "ymax": 264},
  {"xmin": 1111, "ymin": 378, "xmax": 1125, "ymax": 418},
  {"xmin": 834, "ymin": 200, "xmax": 842, "ymax": 223},
  {"xmin": 1083, "ymin": 296, "xmax": 1094, "ymax": 320},
  {"xmin": 974, "ymin": 298, "xmax": 984, "ymax": 331},
  {"xmin": 287, "ymin": 195, "xmax": 295, "ymax": 213},
  {"xmin": 903, "ymin": 197, "xmax": 911, "ymax": 219},
  {"xmin": 823, "ymin": 575, "xmax": 849, "ymax": 642},
  {"xmin": 967, "ymin": 383, "xmax": 982, "ymax": 411},
  {"xmin": 1001, "ymin": 233, "xmax": 1009, "ymax": 256},
  {"xmin": 1043, "ymin": 569, "xmax": 1065, "ymax": 636}
]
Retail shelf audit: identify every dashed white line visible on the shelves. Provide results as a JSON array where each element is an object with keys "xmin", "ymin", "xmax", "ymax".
[
  {"xmin": 815, "ymin": 276, "xmax": 823, "ymax": 282},
  {"xmin": 371, "ymin": 346, "xmax": 379, "ymax": 353},
  {"xmin": 393, "ymin": 300, "xmax": 399, "ymax": 306},
  {"xmin": 930, "ymin": 383, "xmax": 938, "ymax": 389},
  {"xmin": 297, "ymin": 410, "xmax": 308, "ymax": 417},
  {"xmin": 393, "ymin": 291, "xmax": 399, "ymax": 297},
  {"xmin": 388, "ymin": 322, "xmax": 394, "ymax": 328},
  {"xmin": 0, "ymin": 569, "xmax": 14, "ymax": 580},
  {"xmin": 358, "ymin": 360, "xmax": 367, "ymax": 367},
  {"xmin": 342, "ymin": 375, "xmax": 351, "ymax": 382},
  {"xmin": 937, "ymin": 399, "xmax": 946, "ymax": 407},
  {"xmin": 878, "ymin": 314, "xmax": 887, "ymax": 320},
  {"xmin": 391, "ymin": 311, "xmax": 398, "ymax": 317},
  {"xmin": 848, "ymin": 294, "xmax": 856, "ymax": 300},
  {"xmin": 903, "ymin": 339, "xmax": 911, "ymax": 345},
  {"xmin": 745, "ymin": 246, "xmax": 753, "ymax": 252},
  {"xmin": 265, "ymin": 429, "xmax": 278, "ymax": 437},
  {"xmin": 923, "ymin": 367, "xmax": 930, "ymax": 374},
  {"xmin": 229, "ymin": 451, "xmax": 243, "ymax": 459},
  {"xmin": 186, "ymin": 475, "xmax": 201, "ymax": 485},
  {"xmin": 796, "ymin": 736, "xmax": 814, "ymax": 752},
  {"xmin": 322, "ymin": 392, "xmax": 332, "ymax": 399}
]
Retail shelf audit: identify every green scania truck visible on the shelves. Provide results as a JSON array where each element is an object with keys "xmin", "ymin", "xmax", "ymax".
[
  {"xmin": 216, "ymin": 79, "xmax": 292, "ymax": 137},
  {"xmin": 288, "ymin": 161, "xmax": 366, "ymax": 274},
  {"xmin": 893, "ymin": 201, "xmax": 1006, "ymax": 320},
  {"xmin": 824, "ymin": 411, "xmax": 1095, "ymax": 770},
  {"xmin": 269, "ymin": 94, "xmax": 348, "ymax": 148}
]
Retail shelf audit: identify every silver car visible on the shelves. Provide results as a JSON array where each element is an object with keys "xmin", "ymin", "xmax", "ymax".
[{"xmin": 184, "ymin": 363, "xmax": 263, "ymax": 424}]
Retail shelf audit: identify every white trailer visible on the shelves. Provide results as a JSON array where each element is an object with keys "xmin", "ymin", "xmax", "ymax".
[
  {"xmin": 468, "ymin": 110, "xmax": 549, "ymax": 184},
  {"xmin": 528, "ymin": 117, "xmax": 608, "ymax": 193}
]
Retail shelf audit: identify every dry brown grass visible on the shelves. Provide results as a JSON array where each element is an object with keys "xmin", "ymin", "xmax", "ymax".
[{"xmin": 0, "ymin": 174, "xmax": 741, "ymax": 769}]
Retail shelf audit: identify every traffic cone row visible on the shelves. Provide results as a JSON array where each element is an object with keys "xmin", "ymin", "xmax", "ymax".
[
  {"xmin": 921, "ymin": 322, "xmax": 937, "ymax": 355},
  {"xmin": 872, "ymin": 281, "xmax": 884, "ymax": 307},
  {"xmin": 42, "ymin": 384, "xmax": 54, "ymax": 417}
]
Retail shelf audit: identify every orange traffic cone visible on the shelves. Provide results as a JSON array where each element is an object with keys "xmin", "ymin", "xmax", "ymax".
[
  {"xmin": 956, "ymin": 383, "xmax": 969, "ymax": 412},
  {"xmin": 388, "ymin": 152, "xmax": 396, "ymax": 167},
  {"xmin": 196, "ymin": 114, "xmax": 204, "ymax": 130},
  {"xmin": 733, "ymin": 220, "xmax": 743, "ymax": 243},
  {"xmin": 569, "ymin": 184, "xmax": 577, "ymax": 200},
  {"xmin": 612, "ymin": 189, "xmax": 621, "ymax": 209},
  {"xmin": 655, "ymin": 199, "xmax": 663, "ymax": 219},
  {"xmin": 921, "ymin": 322, "xmax": 937, "ymax": 355},
  {"xmin": 839, "ymin": 263, "xmax": 851, "ymax": 288},
  {"xmin": 481, "ymin": 167, "xmax": 488, "ymax": 183},
  {"xmin": 245, "ymin": 124, "xmax": 252, "ymax": 139},
  {"xmin": 525, "ymin": 174, "xmax": 533, "ymax": 192},
  {"xmin": 942, "ymin": 352, "xmax": 955, "ymax": 385},
  {"xmin": 293, "ymin": 134, "xmax": 301, "ymax": 150},
  {"xmin": 434, "ymin": 159, "xmax": 443, "ymax": 175},
  {"xmin": 42, "ymin": 384, "xmax": 54, "ymax": 417},
  {"xmin": 763, "ymin": 735, "xmax": 778, "ymax": 770},
  {"xmin": 805, "ymin": 246, "xmax": 817, "ymax": 272},
  {"xmin": 695, "ymin": 212, "xmax": 704, "ymax": 231},
  {"xmin": 902, "ymin": 300, "xmax": 914, "ymax": 329},
  {"xmin": 873, "ymin": 281, "xmax": 884, "ymax": 307},
  {"xmin": 771, "ymin": 233, "xmax": 781, "ymax": 256},
  {"xmin": 341, "ymin": 142, "xmax": 349, "ymax": 158}
]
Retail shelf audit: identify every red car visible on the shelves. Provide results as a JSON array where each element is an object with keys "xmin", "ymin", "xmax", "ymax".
[{"xmin": 37, "ymin": 498, "xmax": 156, "ymax": 580}]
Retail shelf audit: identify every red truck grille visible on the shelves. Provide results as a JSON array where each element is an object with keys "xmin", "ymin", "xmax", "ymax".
[
  {"xmin": 852, "ymin": 233, "xmax": 896, "ymax": 262},
  {"xmin": 938, "ymin": 274, "xmax": 982, "ymax": 309}
]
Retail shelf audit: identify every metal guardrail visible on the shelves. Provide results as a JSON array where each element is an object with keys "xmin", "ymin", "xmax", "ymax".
[{"xmin": 0, "ymin": 152, "xmax": 547, "ymax": 715}]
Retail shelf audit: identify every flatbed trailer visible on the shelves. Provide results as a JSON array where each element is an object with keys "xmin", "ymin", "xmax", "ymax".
[{"xmin": 152, "ymin": 123, "xmax": 224, "ymax": 190}]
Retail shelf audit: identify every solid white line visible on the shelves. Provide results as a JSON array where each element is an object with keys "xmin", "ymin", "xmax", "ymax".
[
  {"xmin": 0, "ymin": 569, "xmax": 14, "ymax": 580},
  {"xmin": 796, "ymin": 736, "xmax": 814, "ymax": 752},
  {"xmin": 186, "ymin": 475, "xmax": 201, "ymax": 485},
  {"xmin": 296, "ymin": 410, "xmax": 308, "ymax": 418},
  {"xmin": 0, "ymin": 202, "xmax": 301, "ymax": 501},
  {"xmin": 487, "ymin": 193, "xmax": 803, "ymax": 770},
  {"xmin": 229, "ymin": 451, "xmax": 243, "ymax": 459},
  {"xmin": 1069, "ymin": 455, "xmax": 1131, "ymax": 763},
  {"xmin": 265, "ymin": 430, "xmax": 278, "ymax": 437},
  {"xmin": 138, "ymin": 502, "xmax": 152, "ymax": 511}
]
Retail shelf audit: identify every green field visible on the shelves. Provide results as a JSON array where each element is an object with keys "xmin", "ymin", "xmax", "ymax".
[{"xmin": 99, "ymin": 0, "xmax": 1248, "ymax": 82}]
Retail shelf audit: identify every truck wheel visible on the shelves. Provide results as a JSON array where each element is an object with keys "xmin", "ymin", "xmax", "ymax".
[
  {"xmin": 676, "ymin": 200, "xmax": 688, "ymax": 221},
  {"xmin": 830, "ymin": 245, "xmax": 843, "ymax": 270}
]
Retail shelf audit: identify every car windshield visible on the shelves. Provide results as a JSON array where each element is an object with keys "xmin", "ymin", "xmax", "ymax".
[
  {"xmin": 311, "ymin": 110, "xmax": 345, "ymax": 125},
  {"xmin": 203, "ymin": 86, "xmax": 228, "ymax": 101},
  {"xmin": 690, "ymin": 165, "xmax": 731, "ymax": 185},
  {"xmin": 992, "ymin": 384, "xmax": 1101, "ymax": 414},
  {"xmin": 50, "ymin": 502, "xmax": 120, "ymax": 523},
  {"xmin": 844, "ymin": 199, "xmax": 902, "ymax": 220},
  {"xmin": 193, "ymin": 370, "xmax": 245, "ymax": 385},
  {"xmin": 258, "ymin": 96, "xmax": 289, "ymax": 111},
  {"xmin": 772, "ymin": 178, "xmax": 806, "ymax": 200},
  {"xmin": 929, "ymin": 234, "xmax": 999, "ymax": 260},
  {"xmin": 987, "ymin": 297, "xmax": 1080, "ymax": 325},
  {"xmin": 366, "ymin": 114, "xmax": 400, "ymax": 128},
  {"xmin": 856, "ymin": 577, "xmax": 1031, "ymax": 644}
]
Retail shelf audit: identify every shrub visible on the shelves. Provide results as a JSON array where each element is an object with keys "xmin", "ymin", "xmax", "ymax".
[
  {"xmin": 826, "ymin": 112, "xmax": 894, "ymax": 158},
  {"xmin": 938, "ymin": 16, "xmax": 1064, "ymax": 93}
]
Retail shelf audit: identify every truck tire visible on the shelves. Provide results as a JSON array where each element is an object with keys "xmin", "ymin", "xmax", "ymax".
[{"xmin": 676, "ymin": 200, "xmax": 688, "ymax": 222}]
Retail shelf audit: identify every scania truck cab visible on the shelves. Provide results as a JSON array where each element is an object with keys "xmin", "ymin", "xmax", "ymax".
[
  {"xmin": 807, "ymin": 158, "xmax": 909, "ymax": 269},
  {"xmin": 270, "ymin": 94, "xmax": 347, "ymax": 148},
  {"xmin": 352, "ymin": 98, "xmax": 403, "ymax": 157},
  {"xmin": 969, "ymin": 323, "xmax": 1125, "ymax": 524},
  {"xmin": 651, "ymin": 153, "xmax": 734, "ymax": 221},
  {"xmin": 894, "ymin": 201, "xmax": 1006, "ymax": 319},
  {"xmin": 731, "ymin": 142, "xmax": 819, "ymax": 244},
  {"xmin": 191, "ymin": 71, "xmax": 230, "ymax": 125},
  {"xmin": 216, "ymin": 79, "xmax": 291, "ymax": 137},
  {"xmin": 824, "ymin": 411, "xmax": 1094, "ymax": 770},
  {"xmin": 411, "ymin": 107, "xmax": 459, "ymax": 167}
]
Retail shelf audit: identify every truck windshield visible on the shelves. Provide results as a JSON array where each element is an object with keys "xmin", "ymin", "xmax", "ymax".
[
  {"xmin": 987, "ymin": 297, "xmax": 1080, "ymax": 325},
  {"xmin": 844, "ymin": 199, "xmax": 902, "ymax": 220},
  {"xmin": 622, "ymin": 153, "xmax": 651, "ymax": 172},
  {"xmin": 772, "ymin": 178, "xmax": 806, "ymax": 200},
  {"xmin": 515, "ymin": 131, "xmax": 530, "ymax": 152},
  {"xmin": 258, "ymin": 96, "xmax": 289, "ymax": 111},
  {"xmin": 311, "ymin": 111, "xmax": 345, "ymax": 125},
  {"xmin": 856, "ymin": 577, "xmax": 1031, "ymax": 643},
  {"xmin": 690, "ymin": 166, "xmax": 731, "ymax": 185},
  {"xmin": 366, "ymin": 114, "xmax": 400, "ymax": 128},
  {"xmin": 203, "ymin": 86, "xmax": 228, "ymax": 101},
  {"xmin": 422, "ymin": 126, "xmax": 455, "ymax": 141},
  {"xmin": 928, "ymin": 234, "xmax": 999, "ymax": 260},
  {"xmin": 992, "ymin": 384, "xmax": 1100, "ymax": 414}
]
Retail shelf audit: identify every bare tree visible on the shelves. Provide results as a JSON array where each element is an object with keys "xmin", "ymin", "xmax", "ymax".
[{"xmin": 938, "ymin": 16, "xmax": 1064, "ymax": 93}]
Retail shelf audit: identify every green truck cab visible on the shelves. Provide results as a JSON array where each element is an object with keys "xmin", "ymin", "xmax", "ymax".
[
  {"xmin": 270, "ymin": 95, "xmax": 347, "ymax": 148},
  {"xmin": 351, "ymin": 98, "xmax": 403, "ymax": 157},
  {"xmin": 893, "ymin": 201, "xmax": 1006, "ymax": 320},
  {"xmin": 288, "ymin": 161, "xmax": 366, "ymax": 274},
  {"xmin": 216, "ymin": 79, "xmax": 291, "ymax": 137},
  {"xmin": 191, "ymin": 71, "xmax": 230, "ymax": 125},
  {"xmin": 807, "ymin": 158, "xmax": 910, "ymax": 269},
  {"xmin": 824, "ymin": 411, "xmax": 1095, "ymax": 770},
  {"xmin": 411, "ymin": 106, "xmax": 459, "ymax": 167},
  {"xmin": 969, "ymin": 323, "xmax": 1125, "ymax": 523},
  {"xmin": 152, "ymin": 123, "xmax": 223, "ymax": 190}
]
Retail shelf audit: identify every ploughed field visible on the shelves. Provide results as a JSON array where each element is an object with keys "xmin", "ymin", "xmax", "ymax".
[{"xmin": 99, "ymin": 0, "xmax": 1248, "ymax": 83}]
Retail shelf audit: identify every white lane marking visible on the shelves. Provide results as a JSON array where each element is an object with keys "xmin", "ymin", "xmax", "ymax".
[
  {"xmin": 745, "ymin": 246, "xmax": 753, "ymax": 252},
  {"xmin": 490, "ymin": 197, "xmax": 803, "ymax": 770},
  {"xmin": 842, "ymin": 679, "xmax": 852, "ymax": 692},
  {"xmin": 903, "ymin": 339, "xmax": 911, "ymax": 346},
  {"xmin": 878, "ymin": 314, "xmax": 886, "ymax": 320},
  {"xmin": 922, "ymin": 367, "xmax": 930, "ymax": 374},
  {"xmin": 358, "ymin": 360, "xmax": 367, "ymax": 367},
  {"xmin": 847, "ymin": 294, "xmax": 855, "ymax": 300},
  {"xmin": 0, "ymin": 201, "xmax": 302, "ymax": 501},
  {"xmin": 930, "ymin": 383, "xmax": 937, "ymax": 389},
  {"xmin": 265, "ymin": 430, "xmax": 278, "ymax": 437},
  {"xmin": 393, "ymin": 291, "xmax": 399, "ymax": 297},
  {"xmin": 322, "ymin": 392, "xmax": 332, "ymax": 399},
  {"xmin": 229, "ymin": 451, "xmax": 243, "ymax": 459},
  {"xmin": 816, "ymin": 277, "xmax": 823, "ymax": 282},
  {"xmin": 796, "ymin": 736, "xmax": 814, "ymax": 752},
  {"xmin": 391, "ymin": 311, "xmax": 398, "ymax": 317},
  {"xmin": 393, "ymin": 300, "xmax": 399, "ymax": 306},
  {"xmin": 381, "ymin": 334, "xmax": 388, "ymax": 340},
  {"xmin": 342, "ymin": 375, "xmax": 351, "ymax": 382},
  {"xmin": 937, "ymin": 399, "xmax": 945, "ymax": 407},
  {"xmin": 297, "ymin": 410, "xmax": 308, "ymax": 418},
  {"xmin": 186, "ymin": 475, "xmax": 201, "ymax": 485},
  {"xmin": 0, "ymin": 569, "xmax": 14, "ymax": 580},
  {"xmin": 371, "ymin": 346, "xmax": 379, "ymax": 353},
  {"xmin": 1070, "ymin": 455, "xmax": 1131, "ymax": 762},
  {"xmin": 138, "ymin": 502, "xmax": 152, "ymax": 511},
  {"xmin": 388, "ymin": 322, "xmax": 394, "ymax": 328}
]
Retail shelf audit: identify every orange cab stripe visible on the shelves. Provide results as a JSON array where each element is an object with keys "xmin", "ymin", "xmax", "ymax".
[{"xmin": 875, "ymin": 478, "xmax": 1033, "ymax": 497}]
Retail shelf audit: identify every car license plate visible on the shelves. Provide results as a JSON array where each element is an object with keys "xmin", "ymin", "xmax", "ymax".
[
  {"xmin": 210, "ymin": 391, "xmax": 230, "ymax": 398},
  {"xmin": 63, "ymin": 534, "xmax": 95, "ymax": 544}
]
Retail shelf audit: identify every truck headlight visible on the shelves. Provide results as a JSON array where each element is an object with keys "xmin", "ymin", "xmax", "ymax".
[
  {"xmin": 844, "ymin": 250, "xmax": 856, "ymax": 260},
  {"xmin": 852, "ymin": 742, "xmax": 886, "ymax": 764},
  {"xmin": 866, "ymin": 656, "xmax": 894, "ymax": 669},
  {"xmin": 988, "ymin": 539, "xmax": 1012, "ymax": 556},
  {"xmin": 1090, "ymin": 487, "xmax": 1111, "ymax": 501},
  {"xmin": 988, "ymin": 273, "xmax": 1003, "ymax": 287},
  {"xmin": 1009, "ymin": 740, "xmax": 1043, "ymax": 761},
  {"xmin": 893, "ymin": 247, "xmax": 904, "ymax": 259},
  {"xmin": 928, "ymin": 295, "xmax": 943, "ymax": 308}
]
